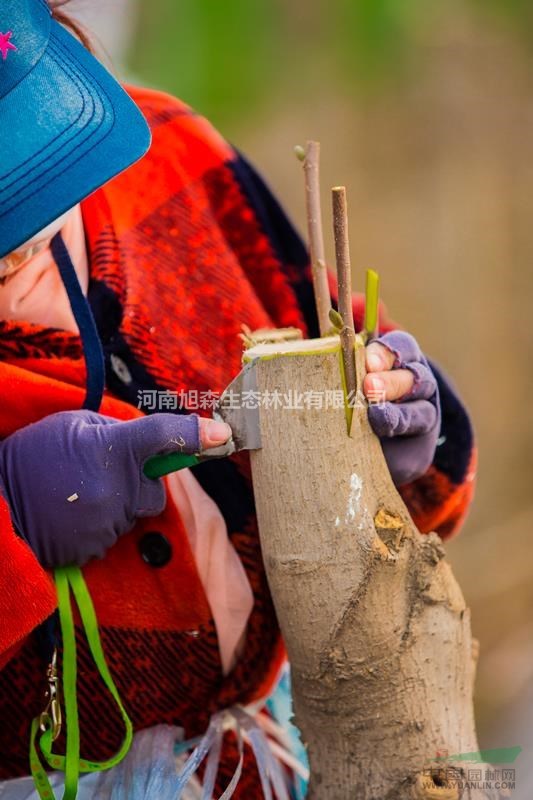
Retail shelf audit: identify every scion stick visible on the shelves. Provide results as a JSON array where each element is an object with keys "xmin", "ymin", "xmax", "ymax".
[
  {"xmin": 296, "ymin": 141, "xmax": 332, "ymax": 336},
  {"xmin": 332, "ymin": 186, "xmax": 356, "ymax": 400}
]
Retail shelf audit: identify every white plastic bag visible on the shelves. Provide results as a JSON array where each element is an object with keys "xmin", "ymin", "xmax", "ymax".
[
  {"xmin": 94, "ymin": 725, "xmax": 202, "ymax": 800},
  {"xmin": 92, "ymin": 708, "xmax": 293, "ymax": 799}
]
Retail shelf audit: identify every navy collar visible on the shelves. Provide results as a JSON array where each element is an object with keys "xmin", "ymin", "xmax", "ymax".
[{"xmin": 51, "ymin": 232, "xmax": 105, "ymax": 412}]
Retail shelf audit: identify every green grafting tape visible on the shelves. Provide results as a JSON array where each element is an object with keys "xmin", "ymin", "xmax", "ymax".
[
  {"xmin": 30, "ymin": 566, "xmax": 133, "ymax": 800},
  {"xmin": 364, "ymin": 269, "xmax": 380, "ymax": 339},
  {"xmin": 338, "ymin": 346, "xmax": 354, "ymax": 434}
]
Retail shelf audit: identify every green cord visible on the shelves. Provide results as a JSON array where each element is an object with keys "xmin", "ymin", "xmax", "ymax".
[
  {"xmin": 30, "ymin": 566, "xmax": 133, "ymax": 799},
  {"xmin": 58, "ymin": 568, "xmax": 79, "ymax": 799}
]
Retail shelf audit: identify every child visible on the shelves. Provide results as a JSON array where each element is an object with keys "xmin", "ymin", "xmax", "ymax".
[{"xmin": 0, "ymin": 1, "xmax": 475, "ymax": 797}]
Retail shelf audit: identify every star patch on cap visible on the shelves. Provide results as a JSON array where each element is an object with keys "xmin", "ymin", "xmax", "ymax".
[{"xmin": 0, "ymin": 31, "xmax": 17, "ymax": 61}]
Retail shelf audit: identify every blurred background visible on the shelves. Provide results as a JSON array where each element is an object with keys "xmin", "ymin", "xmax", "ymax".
[{"xmin": 69, "ymin": 0, "xmax": 533, "ymax": 792}]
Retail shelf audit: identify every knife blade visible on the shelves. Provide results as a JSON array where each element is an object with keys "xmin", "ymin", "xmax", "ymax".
[{"xmin": 143, "ymin": 359, "xmax": 261, "ymax": 479}]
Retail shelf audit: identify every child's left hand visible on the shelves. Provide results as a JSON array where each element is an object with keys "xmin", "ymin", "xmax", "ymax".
[{"xmin": 363, "ymin": 331, "xmax": 441, "ymax": 487}]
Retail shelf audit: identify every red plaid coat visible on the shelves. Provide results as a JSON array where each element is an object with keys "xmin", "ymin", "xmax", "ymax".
[{"xmin": 0, "ymin": 87, "xmax": 476, "ymax": 793}]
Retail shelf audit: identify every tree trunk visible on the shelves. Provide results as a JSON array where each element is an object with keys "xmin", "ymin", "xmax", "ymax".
[{"xmin": 246, "ymin": 334, "xmax": 498, "ymax": 800}]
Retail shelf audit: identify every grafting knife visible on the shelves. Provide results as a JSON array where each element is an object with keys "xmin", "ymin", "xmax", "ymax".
[{"xmin": 143, "ymin": 359, "xmax": 261, "ymax": 479}]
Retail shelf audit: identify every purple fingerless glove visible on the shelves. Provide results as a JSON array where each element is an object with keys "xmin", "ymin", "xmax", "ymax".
[
  {"xmin": 367, "ymin": 331, "xmax": 441, "ymax": 486},
  {"xmin": 0, "ymin": 410, "xmax": 201, "ymax": 568}
]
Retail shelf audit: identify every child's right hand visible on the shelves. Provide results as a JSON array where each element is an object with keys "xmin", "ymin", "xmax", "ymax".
[{"xmin": 0, "ymin": 410, "xmax": 231, "ymax": 568}]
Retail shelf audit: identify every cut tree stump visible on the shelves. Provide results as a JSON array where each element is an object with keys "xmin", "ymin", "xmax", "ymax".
[{"xmin": 245, "ymin": 334, "xmax": 500, "ymax": 800}]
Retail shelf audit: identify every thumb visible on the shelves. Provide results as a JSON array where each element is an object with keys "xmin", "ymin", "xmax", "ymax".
[{"xmin": 105, "ymin": 413, "xmax": 202, "ymax": 464}]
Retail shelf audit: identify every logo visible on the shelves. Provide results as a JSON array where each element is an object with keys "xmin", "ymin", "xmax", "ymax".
[
  {"xmin": 434, "ymin": 747, "xmax": 522, "ymax": 765},
  {"xmin": 420, "ymin": 746, "xmax": 522, "ymax": 797}
]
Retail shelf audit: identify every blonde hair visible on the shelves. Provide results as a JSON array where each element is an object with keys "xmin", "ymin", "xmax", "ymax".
[{"xmin": 48, "ymin": 1, "xmax": 93, "ymax": 51}]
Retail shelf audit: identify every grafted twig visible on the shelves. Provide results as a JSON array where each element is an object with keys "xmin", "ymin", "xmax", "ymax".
[
  {"xmin": 332, "ymin": 186, "xmax": 356, "ymax": 400},
  {"xmin": 297, "ymin": 141, "xmax": 332, "ymax": 337}
]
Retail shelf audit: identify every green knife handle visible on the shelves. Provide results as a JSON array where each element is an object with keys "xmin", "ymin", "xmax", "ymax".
[{"xmin": 143, "ymin": 452, "xmax": 200, "ymax": 480}]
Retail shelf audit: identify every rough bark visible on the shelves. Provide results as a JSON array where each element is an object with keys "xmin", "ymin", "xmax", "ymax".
[{"xmin": 245, "ymin": 335, "xmax": 499, "ymax": 800}]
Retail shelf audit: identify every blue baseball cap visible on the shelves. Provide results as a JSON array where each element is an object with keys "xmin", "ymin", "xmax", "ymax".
[{"xmin": 0, "ymin": 0, "xmax": 151, "ymax": 258}]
